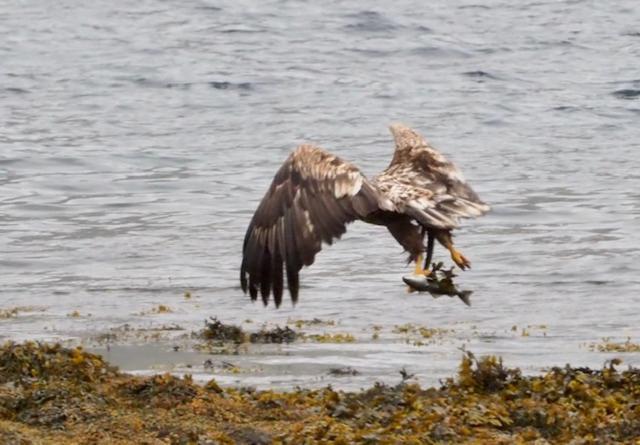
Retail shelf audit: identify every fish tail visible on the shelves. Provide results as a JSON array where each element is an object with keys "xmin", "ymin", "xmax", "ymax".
[{"xmin": 457, "ymin": 290, "xmax": 473, "ymax": 306}]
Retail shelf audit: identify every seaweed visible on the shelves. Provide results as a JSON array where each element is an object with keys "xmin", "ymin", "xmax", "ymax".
[
  {"xmin": 0, "ymin": 308, "xmax": 20, "ymax": 319},
  {"xmin": 197, "ymin": 319, "xmax": 299, "ymax": 345},
  {"xmin": 303, "ymin": 333, "xmax": 356, "ymax": 343},
  {"xmin": 0, "ymin": 342, "xmax": 117, "ymax": 386},
  {"xmin": 288, "ymin": 318, "xmax": 336, "ymax": 329},
  {"xmin": 120, "ymin": 373, "xmax": 198, "ymax": 408},
  {"xmin": 456, "ymin": 351, "xmax": 521, "ymax": 392},
  {"xmin": 0, "ymin": 306, "xmax": 45, "ymax": 319},
  {"xmin": 328, "ymin": 367, "xmax": 360, "ymax": 377},
  {"xmin": 1, "ymin": 342, "xmax": 639, "ymax": 444},
  {"xmin": 249, "ymin": 325, "xmax": 297, "ymax": 344},
  {"xmin": 198, "ymin": 317, "xmax": 246, "ymax": 344},
  {"xmin": 589, "ymin": 337, "xmax": 640, "ymax": 352}
]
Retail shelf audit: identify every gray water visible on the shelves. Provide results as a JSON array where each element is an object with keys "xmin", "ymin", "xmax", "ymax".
[{"xmin": 1, "ymin": 0, "xmax": 639, "ymax": 389}]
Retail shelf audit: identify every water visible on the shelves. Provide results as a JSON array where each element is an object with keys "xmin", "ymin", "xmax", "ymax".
[{"xmin": 1, "ymin": 0, "xmax": 639, "ymax": 389}]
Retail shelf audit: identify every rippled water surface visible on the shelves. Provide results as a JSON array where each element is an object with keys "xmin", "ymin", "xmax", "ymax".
[{"xmin": 2, "ymin": 0, "xmax": 639, "ymax": 389}]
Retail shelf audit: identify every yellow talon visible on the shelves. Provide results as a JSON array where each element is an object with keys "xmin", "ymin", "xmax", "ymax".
[{"xmin": 450, "ymin": 249, "xmax": 471, "ymax": 270}]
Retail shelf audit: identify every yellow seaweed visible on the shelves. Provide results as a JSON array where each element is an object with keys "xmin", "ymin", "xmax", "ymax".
[{"xmin": 0, "ymin": 342, "xmax": 639, "ymax": 444}]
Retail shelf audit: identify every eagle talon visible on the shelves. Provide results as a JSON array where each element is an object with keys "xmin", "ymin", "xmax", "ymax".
[
  {"xmin": 451, "ymin": 250, "xmax": 471, "ymax": 270},
  {"xmin": 413, "ymin": 254, "xmax": 431, "ymax": 276}
]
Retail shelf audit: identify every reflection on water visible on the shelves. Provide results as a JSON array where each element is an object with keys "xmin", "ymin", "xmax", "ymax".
[{"xmin": 1, "ymin": 0, "xmax": 639, "ymax": 389}]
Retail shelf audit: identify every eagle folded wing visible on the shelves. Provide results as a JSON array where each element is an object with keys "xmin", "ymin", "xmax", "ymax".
[
  {"xmin": 240, "ymin": 144, "xmax": 380, "ymax": 307},
  {"xmin": 403, "ymin": 181, "xmax": 490, "ymax": 230},
  {"xmin": 377, "ymin": 124, "xmax": 490, "ymax": 229}
]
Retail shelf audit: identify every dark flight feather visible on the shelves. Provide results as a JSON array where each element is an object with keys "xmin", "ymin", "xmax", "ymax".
[{"xmin": 240, "ymin": 144, "xmax": 380, "ymax": 307}]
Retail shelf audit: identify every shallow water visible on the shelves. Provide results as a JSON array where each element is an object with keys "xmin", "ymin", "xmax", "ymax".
[{"xmin": 1, "ymin": 0, "xmax": 640, "ymax": 389}]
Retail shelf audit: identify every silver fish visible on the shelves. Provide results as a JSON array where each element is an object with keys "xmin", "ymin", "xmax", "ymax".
[{"xmin": 402, "ymin": 275, "xmax": 472, "ymax": 306}]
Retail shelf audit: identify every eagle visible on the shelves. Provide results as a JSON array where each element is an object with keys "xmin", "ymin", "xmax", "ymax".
[{"xmin": 240, "ymin": 124, "xmax": 489, "ymax": 307}]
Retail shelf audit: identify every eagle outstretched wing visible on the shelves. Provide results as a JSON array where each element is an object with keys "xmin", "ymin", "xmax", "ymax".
[
  {"xmin": 373, "ymin": 124, "xmax": 490, "ymax": 230},
  {"xmin": 240, "ymin": 144, "xmax": 380, "ymax": 307}
]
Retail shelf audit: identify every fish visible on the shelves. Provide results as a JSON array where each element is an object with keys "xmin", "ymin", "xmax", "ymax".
[{"xmin": 402, "ymin": 275, "xmax": 472, "ymax": 306}]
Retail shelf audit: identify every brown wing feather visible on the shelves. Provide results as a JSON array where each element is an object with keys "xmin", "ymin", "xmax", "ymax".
[
  {"xmin": 374, "ymin": 124, "xmax": 490, "ymax": 229},
  {"xmin": 241, "ymin": 144, "xmax": 380, "ymax": 307}
]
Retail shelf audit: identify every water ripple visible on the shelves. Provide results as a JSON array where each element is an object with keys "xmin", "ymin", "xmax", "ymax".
[{"xmin": 1, "ymin": 0, "xmax": 639, "ymax": 389}]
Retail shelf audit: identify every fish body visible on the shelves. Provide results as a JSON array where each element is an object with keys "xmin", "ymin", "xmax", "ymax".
[{"xmin": 402, "ymin": 275, "xmax": 472, "ymax": 306}]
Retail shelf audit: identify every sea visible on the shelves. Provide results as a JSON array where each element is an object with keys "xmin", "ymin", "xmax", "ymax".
[{"xmin": 1, "ymin": 0, "xmax": 639, "ymax": 389}]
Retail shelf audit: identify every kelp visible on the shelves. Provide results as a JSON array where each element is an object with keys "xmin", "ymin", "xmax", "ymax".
[{"xmin": 0, "ymin": 342, "xmax": 639, "ymax": 444}]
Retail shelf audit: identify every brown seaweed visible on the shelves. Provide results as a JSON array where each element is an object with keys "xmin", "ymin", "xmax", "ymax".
[{"xmin": 1, "ymin": 342, "xmax": 639, "ymax": 444}]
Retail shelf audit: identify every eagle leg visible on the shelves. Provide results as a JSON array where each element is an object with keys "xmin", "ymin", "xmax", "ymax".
[
  {"xmin": 413, "ymin": 253, "xmax": 427, "ymax": 275},
  {"xmin": 407, "ymin": 230, "xmax": 434, "ymax": 294},
  {"xmin": 408, "ymin": 232, "xmax": 435, "ymax": 293},
  {"xmin": 423, "ymin": 231, "xmax": 434, "ymax": 274},
  {"xmin": 435, "ymin": 231, "xmax": 471, "ymax": 270},
  {"xmin": 411, "ymin": 228, "xmax": 433, "ymax": 276}
]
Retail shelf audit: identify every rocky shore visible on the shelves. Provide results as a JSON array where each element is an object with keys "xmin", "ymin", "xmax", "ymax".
[{"xmin": 1, "ymin": 342, "xmax": 639, "ymax": 444}]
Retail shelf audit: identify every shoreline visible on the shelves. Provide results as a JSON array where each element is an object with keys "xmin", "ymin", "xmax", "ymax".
[{"xmin": 1, "ymin": 342, "xmax": 639, "ymax": 444}]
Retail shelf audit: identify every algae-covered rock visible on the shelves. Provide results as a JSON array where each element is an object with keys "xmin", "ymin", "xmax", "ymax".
[
  {"xmin": 0, "ymin": 342, "xmax": 639, "ymax": 444},
  {"xmin": 196, "ymin": 318, "xmax": 299, "ymax": 345},
  {"xmin": 249, "ymin": 325, "xmax": 297, "ymax": 344},
  {"xmin": 0, "ymin": 342, "xmax": 117, "ymax": 385},
  {"xmin": 120, "ymin": 373, "xmax": 198, "ymax": 408},
  {"xmin": 199, "ymin": 317, "xmax": 247, "ymax": 344}
]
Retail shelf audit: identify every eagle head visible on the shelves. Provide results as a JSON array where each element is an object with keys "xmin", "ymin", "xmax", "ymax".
[{"xmin": 389, "ymin": 123, "xmax": 428, "ymax": 151}]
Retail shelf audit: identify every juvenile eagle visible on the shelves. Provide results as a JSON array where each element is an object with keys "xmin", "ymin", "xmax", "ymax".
[{"xmin": 240, "ymin": 124, "xmax": 489, "ymax": 307}]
